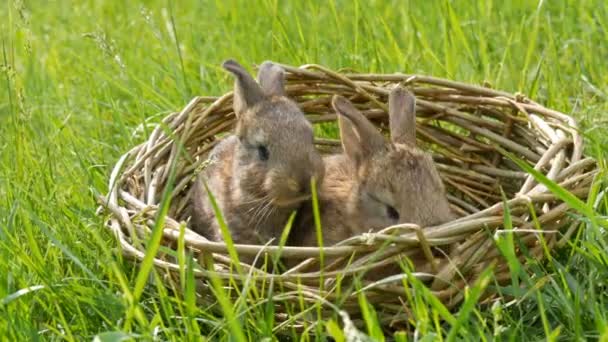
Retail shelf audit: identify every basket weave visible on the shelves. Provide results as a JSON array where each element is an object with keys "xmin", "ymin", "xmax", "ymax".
[{"xmin": 99, "ymin": 63, "xmax": 597, "ymax": 329}]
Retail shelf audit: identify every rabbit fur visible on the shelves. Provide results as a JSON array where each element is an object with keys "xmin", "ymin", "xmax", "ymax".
[
  {"xmin": 189, "ymin": 59, "xmax": 325, "ymax": 249},
  {"xmin": 290, "ymin": 87, "xmax": 454, "ymax": 248}
]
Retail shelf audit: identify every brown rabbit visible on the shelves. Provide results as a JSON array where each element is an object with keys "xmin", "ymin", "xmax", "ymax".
[
  {"xmin": 290, "ymin": 87, "xmax": 453, "ymax": 248},
  {"xmin": 189, "ymin": 59, "xmax": 325, "ymax": 249}
]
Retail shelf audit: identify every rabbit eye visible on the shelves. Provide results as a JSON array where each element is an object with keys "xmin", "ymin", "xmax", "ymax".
[
  {"xmin": 386, "ymin": 205, "xmax": 399, "ymax": 221},
  {"xmin": 257, "ymin": 145, "xmax": 269, "ymax": 161}
]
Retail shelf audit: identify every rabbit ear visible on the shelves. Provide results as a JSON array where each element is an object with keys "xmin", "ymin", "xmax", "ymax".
[
  {"xmin": 332, "ymin": 95, "xmax": 385, "ymax": 165},
  {"xmin": 257, "ymin": 61, "xmax": 285, "ymax": 96},
  {"xmin": 337, "ymin": 113, "xmax": 360, "ymax": 163},
  {"xmin": 388, "ymin": 87, "xmax": 417, "ymax": 145},
  {"xmin": 223, "ymin": 59, "xmax": 265, "ymax": 117}
]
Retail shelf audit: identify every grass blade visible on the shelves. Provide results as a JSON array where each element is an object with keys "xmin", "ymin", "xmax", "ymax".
[{"xmin": 447, "ymin": 265, "xmax": 495, "ymax": 341}]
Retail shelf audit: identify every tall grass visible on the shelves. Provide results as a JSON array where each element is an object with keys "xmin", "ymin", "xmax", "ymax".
[{"xmin": 1, "ymin": 0, "xmax": 607, "ymax": 340}]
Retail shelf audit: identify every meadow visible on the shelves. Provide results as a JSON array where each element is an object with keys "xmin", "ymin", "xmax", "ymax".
[{"xmin": 1, "ymin": 0, "xmax": 607, "ymax": 340}]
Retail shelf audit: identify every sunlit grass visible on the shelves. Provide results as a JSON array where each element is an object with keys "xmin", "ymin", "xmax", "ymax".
[{"xmin": 1, "ymin": 0, "xmax": 607, "ymax": 340}]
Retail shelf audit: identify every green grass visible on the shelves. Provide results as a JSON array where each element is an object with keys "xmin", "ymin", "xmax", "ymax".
[{"xmin": 1, "ymin": 0, "xmax": 608, "ymax": 340}]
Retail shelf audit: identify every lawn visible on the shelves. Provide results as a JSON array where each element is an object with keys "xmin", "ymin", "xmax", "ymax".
[{"xmin": 1, "ymin": 0, "xmax": 607, "ymax": 340}]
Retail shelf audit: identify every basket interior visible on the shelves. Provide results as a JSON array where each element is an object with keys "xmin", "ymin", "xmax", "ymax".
[{"xmin": 156, "ymin": 75, "xmax": 580, "ymax": 225}]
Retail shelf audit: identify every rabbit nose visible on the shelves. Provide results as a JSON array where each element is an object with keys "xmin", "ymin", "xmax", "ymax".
[{"xmin": 286, "ymin": 178, "xmax": 300, "ymax": 193}]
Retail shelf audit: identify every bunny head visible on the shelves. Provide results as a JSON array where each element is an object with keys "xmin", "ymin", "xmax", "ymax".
[
  {"xmin": 222, "ymin": 59, "xmax": 325, "ymax": 209},
  {"xmin": 331, "ymin": 87, "xmax": 453, "ymax": 231}
]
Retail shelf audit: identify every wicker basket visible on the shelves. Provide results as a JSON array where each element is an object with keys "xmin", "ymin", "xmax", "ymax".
[{"xmin": 99, "ymin": 62, "xmax": 597, "ymax": 330}]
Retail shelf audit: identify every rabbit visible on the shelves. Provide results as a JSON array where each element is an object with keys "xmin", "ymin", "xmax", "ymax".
[
  {"xmin": 189, "ymin": 59, "xmax": 325, "ymax": 251},
  {"xmin": 290, "ymin": 87, "xmax": 454, "ymax": 249}
]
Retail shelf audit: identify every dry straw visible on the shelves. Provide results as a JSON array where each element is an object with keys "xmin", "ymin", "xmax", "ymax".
[{"xmin": 98, "ymin": 62, "xmax": 597, "ymax": 329}]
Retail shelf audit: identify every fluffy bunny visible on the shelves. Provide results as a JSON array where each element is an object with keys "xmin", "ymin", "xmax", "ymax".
[
  {"xmin": 189, "ymin": 59, "xmax": 325, "ymax": 248},
  {"xmin": 290, "ymin": 87, "xmax": 453, "ymax": 248}
]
